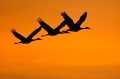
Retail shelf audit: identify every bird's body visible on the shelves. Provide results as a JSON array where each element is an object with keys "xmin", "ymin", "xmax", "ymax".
[
  {"xmin": 37, "ymin": 18, "xmax": 70, "ymax": 37},
  {"xmin": 11, "ymin": 26, "xmax": 42, "ymax": 44},
  {"xmin": 14, "ymin": 39, "xmax": 40, "ymax": 44},
  {"xmin": 61, "ymin": 11, "xmax": 91, "ymax": 32},
  {"xmin": 45, "ymin": 31, "xmax": 61, "ymax": 36}
]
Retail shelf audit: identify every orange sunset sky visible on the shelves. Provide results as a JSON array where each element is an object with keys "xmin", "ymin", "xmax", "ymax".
[{"xmin": 0, "ymin": 0, "xmax": 120, "ymax": 79}]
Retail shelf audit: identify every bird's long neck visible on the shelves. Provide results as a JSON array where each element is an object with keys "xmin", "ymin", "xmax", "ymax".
[
  {"xmin": 31, "ymin": 39, "xmax": 39, "ymax": 41},
  {"xmin": 80, "ymin": 27, "xmax": 88, "ymax": 30},
  {"xmin": 31, "ymin": 39, "xmax": 36, "ymax": 41}
]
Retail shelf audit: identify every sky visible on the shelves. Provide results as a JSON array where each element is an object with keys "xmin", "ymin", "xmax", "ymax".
[{"xmin": 0, "ymin": 0, "xmax": 120, "ymax": 79}]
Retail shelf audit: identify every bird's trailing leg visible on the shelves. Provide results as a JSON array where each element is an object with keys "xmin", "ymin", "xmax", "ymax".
[
  {"xmin": 61, "ymin": 30, "xmax": 71, "ymax": 34},
  {"xmin": 14, "ymin": 42, "xmax": 21, "ymax": 44},
  {"xmin": 41, "ymin": 34, "xmax": 48, "ymax": 37},
  {"xmin": 62, "ymin": 29, "xmax": 70, "ymax": 32}
]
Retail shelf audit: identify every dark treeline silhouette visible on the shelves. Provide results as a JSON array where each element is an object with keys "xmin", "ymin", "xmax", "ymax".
[{"xmin": 11, "ymin": 11, "xmax": 91, "ymax": 44}]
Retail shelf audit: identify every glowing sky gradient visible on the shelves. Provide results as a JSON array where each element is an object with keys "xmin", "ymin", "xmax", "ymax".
[{"xmin": 0, "ymin": 0, "xmax": 120, "ymax": 79}]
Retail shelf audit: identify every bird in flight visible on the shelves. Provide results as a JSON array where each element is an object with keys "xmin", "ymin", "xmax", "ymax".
[
  {"xmin": 61, "ymin": 11, "xmax": 91, "ymax": 32},
  {"xmin": 37, "ymin": 18, "xmax": 70, "ymax": 37},
  {"xmin": 11, "ymin": 26, "xmax": 42, "ymax": 44}
]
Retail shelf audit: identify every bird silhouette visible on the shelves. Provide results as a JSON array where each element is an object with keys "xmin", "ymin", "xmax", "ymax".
[
  {"xmin": 11, "ymin": 26, "xmax": 42, "ymax": 44},
  {"xmin": 61, "ymin": 11, "xmax": 91, "ymax": 32},
  {"xmin": 37, "ymin": 18, "xmax": 70, "ymax": 37}
]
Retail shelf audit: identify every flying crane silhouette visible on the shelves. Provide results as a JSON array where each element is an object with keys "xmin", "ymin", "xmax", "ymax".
[
  {"xmin": 37, "ymin": 18, "xmax": 70, "ymax": 37},
  {"xmin": 61, "ymin": 11, "xmax": 91, "ymax": 32},
  {"xmin": 11, "ymin": 26, "xmax": 42, "ymax": 44}
]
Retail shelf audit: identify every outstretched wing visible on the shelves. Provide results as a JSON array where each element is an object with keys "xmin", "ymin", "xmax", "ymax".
[
  {"xmin": 37, "ymin": 18, "xmax": 53, "ymax": 33},
  {"xmin": 11, "ymin": 29, "xmax": 26, "ymax": 40},
  {"xmin": 61, "ymin": 11, "xmax": 74, "ymax": 29},
  {"xmin": 75, "ymin": 12, "xmax": 87, "ymax": 27},
  {"xmin": 27, "ymin": 26, "xmax": 42, "ymax": 39},
  {"xmin": 54, "ymin": 20, "xmax": 66, "ymax": 31}
]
